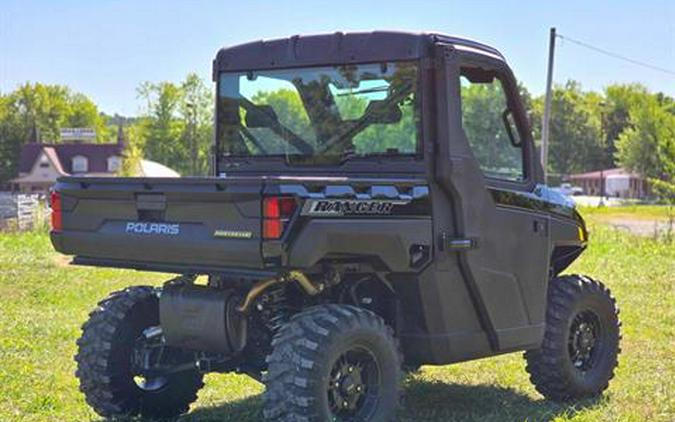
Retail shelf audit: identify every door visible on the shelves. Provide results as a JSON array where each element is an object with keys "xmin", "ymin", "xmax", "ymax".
[{"xmin": 436, "ymin": 48, "xmax": 551, "ymax": 352}]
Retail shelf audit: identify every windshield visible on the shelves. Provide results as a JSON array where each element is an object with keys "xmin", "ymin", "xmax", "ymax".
[{"xmin": 216, "ymin": 62, "xmax": 419, "ymax": 165}]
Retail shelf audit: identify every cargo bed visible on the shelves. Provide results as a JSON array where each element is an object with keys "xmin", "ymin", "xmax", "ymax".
[{"xmin": 50, "ymin": 177, "xmax": 266, "ymax": 273}]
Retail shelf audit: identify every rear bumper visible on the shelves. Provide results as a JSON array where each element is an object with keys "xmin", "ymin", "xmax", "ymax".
[
  {"xmin": 72, "ymin": 255, "xmax": 277, "ymax": 277},
  {"xmin": 51, "ymin": 231, "xmax": 273, "ymax": 277}
]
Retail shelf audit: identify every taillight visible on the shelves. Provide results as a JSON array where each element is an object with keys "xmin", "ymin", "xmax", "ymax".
[
  {"xmin": 50, "ymin": 191, "xmax": 62, "ymax": 232},
  {"xmin": 263, "ymin": 219, "xmax": 283, "ymax": 239},
  {"xmin": 263, "ymin": 196, "xmax": 296, "ymax": 239}
]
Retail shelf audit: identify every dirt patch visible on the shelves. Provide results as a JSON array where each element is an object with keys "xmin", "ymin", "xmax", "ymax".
[
  {"xmin": 601, "ymin": 217, "xmax": 673, "ymax": 237},
  {"xmin": 53, "ymin": 254, "xmax": 73, "ymax": 267}
]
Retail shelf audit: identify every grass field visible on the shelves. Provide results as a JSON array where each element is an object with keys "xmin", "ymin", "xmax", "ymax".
[
  {"xmin": 578, "ymin": 204, "xmax": 673, "ymax": 221},
  {"xmin": 0, "ymin": 216, "xmax": 673, "ymax": 421}
]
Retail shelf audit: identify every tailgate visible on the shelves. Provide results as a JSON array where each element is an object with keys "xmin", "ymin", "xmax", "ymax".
[{"xmin": 51, "ymin": 177, "xmax": 265, "ymax": 271}]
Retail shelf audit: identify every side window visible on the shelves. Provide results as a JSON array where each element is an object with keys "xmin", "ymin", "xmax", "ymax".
[
  {"xmin": 460, "ymin": 67, "xmax": 525, "ymax": 182},
  {"xmin": 107, "ymin": 156, "xmax": 122, "ymax": 172},
  {"xmin": 72, "ymin": 155, "xmax": 89, "ymax": 173},
  {"xmin": 39, "ymin": 155, "xmax": 50, "ymax": 168}
]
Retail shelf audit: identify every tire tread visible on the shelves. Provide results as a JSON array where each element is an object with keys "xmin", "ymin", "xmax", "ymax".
[
  {"xmin": 75, "ymin": 286, "xmax": 204, "ymax": 418},
  {"xmin": 525, "ymin": 274, "xmax": 621, "ymax": 401},
  {"xmin": 263, "ymin": 304, "xmax": 402, "ymax": 421}
]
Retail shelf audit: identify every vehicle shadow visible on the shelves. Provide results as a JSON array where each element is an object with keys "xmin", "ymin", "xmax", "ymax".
[
  {"xmin": 396, "ymin": 378, "xmax": 601, "ymax": 421},
  {"xmin": 101, "ymin": 378, "xmax": 602, "ymax": 421},
  {"xmin": 180, "ymin": 379, "xmax": 601, "ymax": 422}
]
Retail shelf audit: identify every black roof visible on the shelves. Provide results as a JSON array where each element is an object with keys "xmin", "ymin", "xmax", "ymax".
[{"xmin": 213, "ymin": 31, "xmax": 504, "ymax": 77}]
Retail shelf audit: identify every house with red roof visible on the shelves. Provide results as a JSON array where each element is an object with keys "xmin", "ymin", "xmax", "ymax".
[
  {"xmin": 10, "ymin": 127, "xmax": 126, "ymax": 192},
  {"xmin": 568, "ymin": 168, "xmax": 650, "ymax": 199}
]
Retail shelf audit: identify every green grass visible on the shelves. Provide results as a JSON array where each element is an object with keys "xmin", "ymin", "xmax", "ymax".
[{"xmin": 0, "ymin": 222, "xmax": 673, "ymax": 421}]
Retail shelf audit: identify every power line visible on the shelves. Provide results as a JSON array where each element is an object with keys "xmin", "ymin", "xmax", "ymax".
[{"xmin": 557, "ymin": 33, "xmax": 675, "ymax": 77}]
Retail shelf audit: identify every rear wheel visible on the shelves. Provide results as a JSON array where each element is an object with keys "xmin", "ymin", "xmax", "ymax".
[
  {"xmin": 525, "ymin": 275, "xmax": 621, "ymax": 401},
  {"xmin": 75, "ymin": 286, "xmax": 204, "ymax": 419},
  {"xmin": 263, "ymin": 304, "xmax": 402, "ymax": 421}
]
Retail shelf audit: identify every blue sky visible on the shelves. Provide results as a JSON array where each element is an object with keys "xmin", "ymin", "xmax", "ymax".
[{"xmin": 1, "ymin": 0, "xmax": 673, "ymax": 116}]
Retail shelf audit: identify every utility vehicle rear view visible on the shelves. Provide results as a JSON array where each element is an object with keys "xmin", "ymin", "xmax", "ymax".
[{"xmin": 50, "ymin": 31, "xmax": 621, "ymax": 421}]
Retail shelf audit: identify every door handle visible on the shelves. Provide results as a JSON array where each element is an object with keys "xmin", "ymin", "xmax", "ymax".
[
  {"xmin": 439, "ymin": 232, "xmax": 479, "ymax": 251},
  {"xmin": 449, "ymin": 239, "xmax": 476, "ymax": 249},
  {"xmin": 533, "ymin": 220, "xmax": 548, "ymax": 236}
]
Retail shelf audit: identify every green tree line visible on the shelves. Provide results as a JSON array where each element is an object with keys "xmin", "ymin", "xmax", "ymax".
[
  {"xmin": 0, "ymin": 76, "xmax": 673, "ymax": 200},
  {"xmin": 0, "ymin": 73, "xmax": 213, "ymax": 180},
  {"xmin": 0, "ymin": 83, "xmax": 111, "ymax": 182},
  {"xmin": 528, "ymin": 81, "xmax": 675, "ymax": 199}
]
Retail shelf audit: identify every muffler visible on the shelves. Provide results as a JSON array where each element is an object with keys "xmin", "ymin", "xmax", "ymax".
[{"xmin": 159, "ymin": 284, "xmax": 247, "ymax": 354}]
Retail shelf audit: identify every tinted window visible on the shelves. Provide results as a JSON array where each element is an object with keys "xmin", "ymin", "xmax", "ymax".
[
  {"xmin": 460, "ymin": 68, "xmax": 525, "ymax": 182},
  {"xmin": 217, "ymin": 62, "xmax": 419, "ymax": 165}
]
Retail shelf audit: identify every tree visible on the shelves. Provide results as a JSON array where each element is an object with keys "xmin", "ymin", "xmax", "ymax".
[
  {"xmin": 616, "ymin": 95, "xmax": 675, "ymax": 201},
  {"xmin": 136, "ymin": 81, "xmax": 186, "ymax": 173},
  {"xmin": 181, "ymin": 74, "xmax": 214, "ymax": 175},
  {"xmin": 461, "ymin": 81, "xmax": 521, "ymax": 173},
  {"xmin": 4, "ymin": 83, "xmax": 107, "ymax": 142},
  {"xmin": 600, "ymin": 84, "xmax": 650, "ymax": 168},
  {"xmin": 248, "ymin": 88, "xmax": 315, "ymax": 153},
  {"xmin": 118, "ymin": 125, "xmax": 143, "ymax": 177},
  {"xmin": 532, "ymin": 81, "xmax": 606, "ymax": 179},
  {"xmin": 0, "ymin": 83, "xmax": 107, "ymax": 183},
  {"xmin": 135, "ymin": 74, "xmax": 213, "ymax": 176},
  {"xmin": 0, "ymin": 94, "xmax": 23, "ymax": 183},
  {"xmin": 517, "ymin": 82, "xmax": 534, "ymax": 118}
]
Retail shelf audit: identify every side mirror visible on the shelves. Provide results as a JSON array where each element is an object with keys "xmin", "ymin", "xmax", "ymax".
[
  {"xmin": 502, "ymin": 109, "xmax": 522, "ymax": 147},
  {"xmin": 245, "ymin": 104, "xmax": 279, "ymax": 128},
  {"xmin": 363, "ymin": 100, "xmax": 402, "ymax": 124}
]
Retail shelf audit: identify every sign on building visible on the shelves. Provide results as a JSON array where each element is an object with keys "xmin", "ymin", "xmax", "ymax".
[{"xmin": 60, "ymin": 128, "xmax": 96, "ymax": 141}]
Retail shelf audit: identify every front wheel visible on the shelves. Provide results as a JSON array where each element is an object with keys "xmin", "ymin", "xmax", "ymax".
[
  {"xmin": 263, "ymin": 304, "xmax": 402, "ymax": 421},
  {"xmin": 75, "ymin": 286, "xmax": 204, "ymax": 419},
  {"xmin": 525, "ymin": 275, "xmax": 621, "ymax": 401}
]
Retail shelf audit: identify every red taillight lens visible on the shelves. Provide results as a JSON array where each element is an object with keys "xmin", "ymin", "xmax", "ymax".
[
  {"xmin": 263, "ymin": 197, "xmax": 296, "ymax": 219},
  {"xmin": 264, "ymin": 197, "xmax": 281, "ymax": 219},
  {"xmin": 50, "ymin": 191, "xmax": 62, "ymax": 232},
  {"xmin": 263, "ymin": 219, "xmax": 282, "ymax": 239},
  {"xmin": 263, "ymin": 196, "xmax": 296, "ymax": 239},
  {"xmin": 279, "ymin": 197, "xmax": 296, "ymax": 218}
]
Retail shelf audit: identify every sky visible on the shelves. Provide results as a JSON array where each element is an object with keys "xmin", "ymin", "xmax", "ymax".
[{"xmin": 1, "ymin": 0, "xmax": 673, "ymax": 116}]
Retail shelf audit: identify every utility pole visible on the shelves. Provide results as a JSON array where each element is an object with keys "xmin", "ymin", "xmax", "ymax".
[{"xmin": 541, "ymin": 27, "xmax": 556, "ymax": 183}]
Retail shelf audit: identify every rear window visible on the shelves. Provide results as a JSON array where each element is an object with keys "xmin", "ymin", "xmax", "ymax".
[{"xmin": 216, "ymin": 62, "xmax": 420, "ymax": 165}]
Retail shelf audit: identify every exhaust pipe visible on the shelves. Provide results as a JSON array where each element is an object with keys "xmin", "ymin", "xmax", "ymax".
[{"xmin": 237, "ymin": 271, "xmax": 323, "ymax": 313}]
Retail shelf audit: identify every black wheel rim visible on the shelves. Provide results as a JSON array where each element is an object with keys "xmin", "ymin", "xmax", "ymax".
[
  {"xmin": 568, "ymin": 309, "xmax": 603, "ymax": 372},
  {"xmin": 130, "ymin": 326, "xmax": 170, "ymax": 392},
  {"xmin": 327, "ymin": 346, "xmax": 381, "ymax": 420}
]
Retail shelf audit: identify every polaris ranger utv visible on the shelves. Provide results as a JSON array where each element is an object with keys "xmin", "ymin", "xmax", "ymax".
[{"xmin": 50, "ymin": 31, "xmax": 621, "ymax": 421}]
